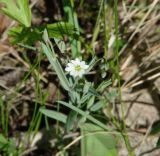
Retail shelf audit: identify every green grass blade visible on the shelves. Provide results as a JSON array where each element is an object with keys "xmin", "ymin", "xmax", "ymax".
[{"xmin": 62, "ymin": 0, "xmax": 81, "ymax": 58}]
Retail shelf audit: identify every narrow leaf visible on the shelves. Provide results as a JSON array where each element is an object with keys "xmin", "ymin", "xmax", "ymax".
[
  {"xmin": 40, "ymin": 108, "xmax": 67, "ymax": 123},
  {"xmin": 58, "ymin": 101, "xmax": 108, "ymax": 130},
  {"xmin": 41, "ymin": 32, "xmax": 71, "ymax": 91},
  {"xmin": 90, "ymin": 100, "xmax": 105, "ymax": 112}
]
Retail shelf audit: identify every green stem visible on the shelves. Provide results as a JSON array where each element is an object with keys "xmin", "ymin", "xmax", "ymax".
[{"xmin": 114, "ymin": 0, "xmax": 135, "ymax": 156}]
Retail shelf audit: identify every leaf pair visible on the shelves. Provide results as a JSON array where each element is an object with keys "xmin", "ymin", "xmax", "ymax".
[{"xmin": 0, "ymin": 0, "xmax": 31, "ymax": 27}]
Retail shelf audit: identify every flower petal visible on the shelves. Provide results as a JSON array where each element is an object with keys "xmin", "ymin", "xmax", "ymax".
[
  {"xmin": 70, "ymin": 70, "xmax": 78, "ymax": 77},
  {"xmin": 65, "ymin": 67, "xmax": 71, "ymax": 72},
  {"xmin": 82, "ymin": 64, "xmax": 89, "ymax": 69}
]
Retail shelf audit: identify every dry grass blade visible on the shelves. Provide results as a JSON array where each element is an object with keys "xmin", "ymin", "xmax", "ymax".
[{"xmin": 119, "ymin": 0, "xmax": 160, "ymax": 56}]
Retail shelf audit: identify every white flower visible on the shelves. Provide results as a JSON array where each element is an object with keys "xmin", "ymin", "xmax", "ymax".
[{"xmin": 65, "ymin": 58, "xmax": 89, "ymax": 78}]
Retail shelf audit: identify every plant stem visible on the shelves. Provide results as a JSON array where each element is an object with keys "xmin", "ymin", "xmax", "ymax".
[{"xmin": 114, "ymin": 0, "xmax": 135, "ymax": 155}]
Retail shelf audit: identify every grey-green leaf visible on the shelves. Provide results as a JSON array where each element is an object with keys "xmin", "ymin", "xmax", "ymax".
[
  {"xmin": 40, "ymin": 108, "xmax": 67, "ymax": 123},
  {"xmin": 66, "ymin": 111, "xmax": 78, "ymax": 132},
  {"xmin": 90, "ymin": 100, "xmax": 105, "ymax": 112},
  {"xmin": 81, "ymin": 123, "xmax": 118, "ymax": 156},
  {"xmin": 97, "ymin": 79, "xmax": 112, "ymax": 92},
  {"xmin": 41, "ymin": 31, "xmax": 71, "ymax": 91}
]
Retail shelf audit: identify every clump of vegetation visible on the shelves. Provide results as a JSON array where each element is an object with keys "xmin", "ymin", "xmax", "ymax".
[{"xmin": 0, "ymin": 0, "xmax": 160, "ymax": 156}]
